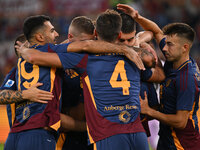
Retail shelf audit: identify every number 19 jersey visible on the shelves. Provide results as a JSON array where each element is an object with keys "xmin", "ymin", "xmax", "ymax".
[{"xmin": 12, "ymin": 43, "xmax": 69, "ymax": 133}]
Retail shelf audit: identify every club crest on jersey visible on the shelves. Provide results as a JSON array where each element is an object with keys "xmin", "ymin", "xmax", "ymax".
[
  {"xmin": 23, "ymin": 106, "xmax": 30, "ymax": 120},
  {"xmin": 166, "ymin": 79, "xmax": 171, "ymax": 87},
  {"xmin": 119, "ymin": 110, "xmax": 131, "ymax": 123},
  {"xmin": 4, "ymin": 79, "xmax": 15, "ymax": 88}
]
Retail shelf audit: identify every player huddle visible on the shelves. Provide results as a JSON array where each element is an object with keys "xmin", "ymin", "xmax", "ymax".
[{"xmin": 0, "ymin": 3, "xmax": 200, "ymax": 150}]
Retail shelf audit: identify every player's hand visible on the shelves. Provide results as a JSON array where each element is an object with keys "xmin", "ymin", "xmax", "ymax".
[
  {"xmin": 139, "ymin": 92, "xmax": 151, "ymax": 114},
  {"xmin": 117, "ymin": 4, "xmax": 139, "ymax": 19},
  {"xmin": 22, "ymin": 83, "xmax": 54, "ymax": 104},
  {"xmin": 66, "ymin": 69, "xmax": 76, "ymax": 76},
  {"xmin": 15, "ymin": 41, "xmax": 29, "ymax": 56},
  {"xmin": 125, "ymin": 47, "xmax": 145, "ymax": 70}
]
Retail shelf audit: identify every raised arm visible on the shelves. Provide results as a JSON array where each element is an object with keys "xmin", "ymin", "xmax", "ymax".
[
  {"xmin": 135, "ymin": 31, "xmax": 153, "ymax": 47},
  {"xmin": 117, "ymin": 4, "xmax": 164, "ymax": 44},
  {"xmin": 0, "ymin": 83, "xmax": 53, "ymax": 104}
]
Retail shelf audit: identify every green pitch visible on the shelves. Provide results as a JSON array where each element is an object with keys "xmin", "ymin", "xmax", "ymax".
[{"xmin": 0, "ymin": 143, "xmax": 4, "ymax": 150}]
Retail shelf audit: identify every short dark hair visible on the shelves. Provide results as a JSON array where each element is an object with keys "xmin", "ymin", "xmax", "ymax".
[
  {"xmin": 23, "ymin": 15, "xmax": 50, "ymax": 41},
  {"xmin": 162, "ymin": 23, "xmax": 195, "ymax": 43},
  {"xmin": 96, "ymin": 9, "xmax": 122, "ymax": 42},
  {"xmin": 70, "ymin": 16, "xmax": 94, "ymax": 36},
  {"xmin": 14, "ymin": 34, "xmax": 26, "ymax": 57},
  {"xmin": 121, "ymin": 13, "xmax": 136, "ymax": 34}
]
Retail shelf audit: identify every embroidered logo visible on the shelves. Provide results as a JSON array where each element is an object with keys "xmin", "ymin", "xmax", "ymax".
[
  {"xmin": 119, "ymin": 110, "xmax": 131, "ymax": 123},
  {"xmin": 166, "ymin": 79, "xmax": 171, "ymax": 87},
  {"xmin": 23, "ymin": 106, "xmax": 30, "ymax": 120}
]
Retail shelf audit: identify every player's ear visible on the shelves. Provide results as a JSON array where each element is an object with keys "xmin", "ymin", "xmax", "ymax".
[
  {"xmin": 117, "ymin": 31, "xmax": 122, "ymax": 40},
  {"xmin": 35, "ymin": 33, "xmax": 44, "ymax": 42},
  {"xmin": 68, "ymin": 33, "xmax": 73, "ymax": 40},
  {"xmin": 94, "ymin": 29, "xmax": 98, "ymax": 37},
  {"xmin": 183, "ymin": 43, "xmax": 190, "ymax": 53}
]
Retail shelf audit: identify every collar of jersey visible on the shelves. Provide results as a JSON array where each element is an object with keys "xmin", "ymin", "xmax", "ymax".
[
  {"xmin": 30, "ymin": 44, "xmax": 39, "ymax": 48},
  {"xmin": 177, "ymin": 59, "xmax": 192, "ymax": 71}
]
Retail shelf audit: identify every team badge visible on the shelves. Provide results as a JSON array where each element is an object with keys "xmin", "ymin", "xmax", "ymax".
[
  {"xmin": 4, "ymin": 79, "xmax": 15, "ymax": 88},
  {"xmin": 166, "ymin": 79, "xmax": 171, "ymax": 87},
  {"xmin": 119, "ymin": 110, "xmax": 131, "ymax": 123},
  {"xmin": 23, "ymin": 106, "xmax": 30, "ymax": 120}
]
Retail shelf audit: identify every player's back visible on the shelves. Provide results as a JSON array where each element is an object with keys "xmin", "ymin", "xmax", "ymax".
[
  {"xmin": 85, "ymin": 54, "xmax": 141, "ymax": 122},
  {"xmin": 57, "ymin": 52, "xmax": 145, "ymax": 143},
  {"xmin": 12, "ymin": 44, "xmax": 62, "ymax": 133},
  {"xmin": 80, "ymin": 54, "xmax": 144, "ymax": 143}
]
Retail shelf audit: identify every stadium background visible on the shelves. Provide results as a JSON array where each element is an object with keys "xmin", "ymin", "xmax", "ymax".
[{"xmin": 0, "ymin": 0, "xmax": 200, "ymax": 149}]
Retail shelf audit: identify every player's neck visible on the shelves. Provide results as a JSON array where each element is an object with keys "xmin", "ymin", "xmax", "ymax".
[
  {"xmin": 29, "ymin": 40, "xmax": 45, "ymax": 47},
  {"xmin": 173, "ymin": 55, "xmax": 190, "ymax": 69},
  {"xmin": 97, "ymin": 38, "xmax": 117, "ymax": 44}
]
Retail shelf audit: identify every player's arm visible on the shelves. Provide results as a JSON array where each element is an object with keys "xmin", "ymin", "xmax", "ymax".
[
  {"xmin": 0, "ymin": 83, "xmax": 53, "ymax": 104},
  {"xmin": 60, "ymin": 113, "xmax": 86, "ymax": 132},
  {"xmin": 148, "ymin": 65, "xmax": 165, "ymax": 83},
  {"xmin": 60, "ymin": 39, "xmax": 69, "ymax": 44},
  {"xmin": 117, "ymin": 4, "xmax": 164, "ymax": 44},
  {"xmin": 16, "ymin": 40, "xmax": 145, "ymax": 70},
  {"xmin": 18, "ymin": 48, "xmax": 62, "ymax": 68},
  {"xmin": 145, "ymin": 57, "xmax": 165, "ymax": 83},
  {"xmin": 140, "ymin": 92, "xmax": 189, "ymax": 129},
  {"xmin": 134, "ymin": 31, "xmax": 153, "ymax": 47}
]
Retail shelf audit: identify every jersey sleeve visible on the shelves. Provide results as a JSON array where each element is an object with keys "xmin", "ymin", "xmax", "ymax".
[
  {"xmin": 176, "ymin": 72, "xmax": 196, "ymax": 110},
  {"xmin": 57, "ymin": 52, "xmax": 87, "ymax": 73},
  {"xmin": 48, "ymin": 43, "xmax": 71, "ymax": 53},
  {"xmin": 159, "ymin": 38, "xmax": 166, "ymax": 52},
  {"xmin": 141, "ymin": 68, "xmax": 153, "ymax": 81},
  {"xmin": 0, "ymin": 67, "xmax": 17, "ymax": 90}
]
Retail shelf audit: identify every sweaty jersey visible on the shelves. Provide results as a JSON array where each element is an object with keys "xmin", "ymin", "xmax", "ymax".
[
  {"xmin": 0, "ymin": 67, "xmax": 17, "ymax": 128},
  {"xmin": 158, "ymin": 38, "xmax": 200, "ymax": 150},
  {"xmin": 12, "ymin": 43, "xmax": 69, "ymax": 133},
  {"xmin": 57, "ymin": 51, "xmax": 145, "ymax": 143}
]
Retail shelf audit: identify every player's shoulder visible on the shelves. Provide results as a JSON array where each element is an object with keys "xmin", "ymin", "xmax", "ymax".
[
  {"xmin": 4, "ymin": 67, "xmax": 17, "ymax": 80},
  {"xmin": 178, "ymin": 59, "xmax": 198, "ymax": 76},
  {"xmin": 0, "ymin": 67, "xmax": 17, "ymax": 90},
  {"xmin": 175, "ymin": 59, "xmax": 199, "ymax": 87}
]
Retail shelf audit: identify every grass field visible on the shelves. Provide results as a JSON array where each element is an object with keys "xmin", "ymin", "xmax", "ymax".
[
  {"xmin": 0, "ymin": 143, "xmax": 4, "ymax": 150},
  {"xmin": 0, "ymin": 143, "xmax": 153, "ymax": 150}
]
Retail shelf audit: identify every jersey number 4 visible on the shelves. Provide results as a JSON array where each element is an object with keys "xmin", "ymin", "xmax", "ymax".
[{"xmin": 109, "ymin": 60, "xmax": 130, "ymax": 95}]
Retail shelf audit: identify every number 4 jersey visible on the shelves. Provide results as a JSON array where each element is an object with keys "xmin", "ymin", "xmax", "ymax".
[
  {"xmin": 57, "ymin": 52, "xmax": 145, "ymax": 143},
  {"xmin": 11, "ymin": 43, "xmax": 69, "ymax": 133}
]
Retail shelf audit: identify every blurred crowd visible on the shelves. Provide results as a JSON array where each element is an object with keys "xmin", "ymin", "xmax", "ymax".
[{"xmin": 0, "ymin": 0, "xmax": 200, "ymax": 84}]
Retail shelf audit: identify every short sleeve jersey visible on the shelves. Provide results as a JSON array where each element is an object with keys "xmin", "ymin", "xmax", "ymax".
[
  {"xmin": 158, "ymin": 38, "xmax": 200, "ymax": 149},
  {"xmin": 57, "ymin": 50, "xmax": 145, "ymax": 143}
]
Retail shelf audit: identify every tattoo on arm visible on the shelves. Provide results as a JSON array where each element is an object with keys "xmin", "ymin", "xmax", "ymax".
[{"xmin": 0, "ymin": 90, "xmax": 23, "ymax": 104}]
